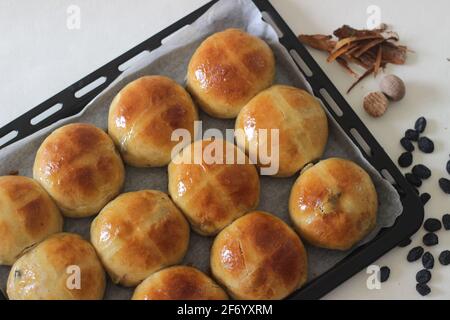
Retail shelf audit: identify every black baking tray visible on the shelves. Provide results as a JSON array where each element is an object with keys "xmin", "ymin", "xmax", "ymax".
[{"xmin": 0, "ymin": 0, "xmax": 423, "ymax": 300}]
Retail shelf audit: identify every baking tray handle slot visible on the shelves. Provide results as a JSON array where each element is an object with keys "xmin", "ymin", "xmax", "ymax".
[
  {"xmin": 261, "ymin": 11, "xmax": 284, "ymax": 38},
  {"xmin": 290, "ymin": 49, "xmax": 313, "ymax": 77},
  {"xmin": 0, "ymin": 130, "xmax": 18, "ymax": 149},
  {"xmin": 30, "ymin": 103, "xmax": 63, "ymax": 126},
  {"xmin": 381, "ymin": 168, "xmax": 396, "ymax": 185},
  {"xmin": 74, "ymin": 76, "xmax": 107, "ymax": 99},
  {"xmin": 319, "ymin": 88, "xmax": 343, "ymax": 117},
  {"xmin": 350, "ymin": 128, "xmax": 372, "ymax": 157}
]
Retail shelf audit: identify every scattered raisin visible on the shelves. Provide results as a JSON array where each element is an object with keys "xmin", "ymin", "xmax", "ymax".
[
  {"xmin": 422, "ymin": 252, "xmax": 434, "ymax": 269},
  {"xmin": 423, "ymin": 233, "xmax": 438, "ymax": 246},
  {"xmin": 412, "ymin": 164, "xmax": 431, "ymax": 179},
  {"xmin": 439, "ymin": 178, "xmax": 450, "ymax": 194},
  {"xmin": 443, "ymin": 214, "xmax": 450, "ymax": 230},
  {"xmin": 418, "ymin": 137, "xmax": 434, "ymax": 153},
  {"xmin": 405, "ymin": 129, "xmax": 419, "ymax": 141},
  {"xmin": 398, "ymin": 238, "xmax": 412, "ymax": 248},
  {"xmin": 416, "ymin": 269, "xmax": 431, "ymax": 284},
  {"xmin": 400, "ymin": 138, "xmax": 415, "ymax": 152},
  {"xmin": 416, "ymin": 283, "xmax": 431, "ymax": 296},
  {"xmin": 414, "ymin": 117, "xmax": 427, "ymax": 133},
  {"xmin": 406, "ymin": 173, "xmax": 422, "ymax": 187},
  {"xmin": 398, "ymin": 152, "xmax": 413, "ymax": 168},
  {"xmin": 380, "ymin": 266, "xmax": 390, "ymax": 283},
  {"xmin": 14, "ymin": 270, "xmax": 21, "ymax": 279},
  {"xmin": 439, "ymin": 250, "xmax": 450, "ymax": 266},
  {"xmin": 424, "ymin": 218, "xmax": 442, "ymax": 232},
  {"xmin": 420, "ymin": 193, "xmax": 431, "ymax": 205},
  {"xmin": 407, "ymin": 246, "xmax": 424, "ymax": 262}
]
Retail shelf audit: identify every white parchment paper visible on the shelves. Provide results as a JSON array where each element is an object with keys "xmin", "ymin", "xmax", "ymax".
[{"xmin": 0, "ymin": 0, "xmax": 403, "ymax": 299}]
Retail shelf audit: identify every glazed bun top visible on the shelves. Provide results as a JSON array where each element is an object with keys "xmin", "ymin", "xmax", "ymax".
[
  {"xmin": 187, "ymin": 28, "xmax": 275, "ymax": 119},
  {"xmin": 235, "ymin": 85, "xmax": 328, "ymax": 177},
  {"xmin": 289, "ymin": 158, "xmax": 378, "ymax": 251},
  {"xmin": 168, "ymin": 139, "xmax": 260, "ymax": 236},
  {"xmin": 210, "ymin": 211, "xmax": 308, "ymax": 300},
  {"xmin": 108, "ymin": 75, "xmax": 198, "ymax": 167},
  {"xmin": 132, "ymin": 266, "xmax": 228, "ymax": 300},
  {"xmin": 0, "ymin": 175, "xmax": 63, "ymax": 265},
  {"xmin": 90, "ymin": 190, "xmax": 190, "ymax": 287},
  {"xmin": 7, "ymin": 233, "xmax": 105, "ymax": 300},
  {"xmin": 33, "ymin": 123, "xmax": 125, "ymax": 218}
]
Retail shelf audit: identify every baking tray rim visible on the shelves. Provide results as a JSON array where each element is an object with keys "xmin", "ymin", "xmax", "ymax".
[{"xmin": 0, "ymin": 0, "xmax": 423, "ymax": 300}]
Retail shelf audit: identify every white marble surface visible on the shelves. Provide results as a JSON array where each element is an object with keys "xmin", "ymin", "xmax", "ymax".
[{"xmin": 0, "ymin": 0, "xmax": 449, "ymax": 299}]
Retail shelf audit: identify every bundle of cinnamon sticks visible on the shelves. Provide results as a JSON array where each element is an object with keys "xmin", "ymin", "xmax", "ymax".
[{"xmin": 299, "ymin": 24, "xmax": 408, "ymax": 93}]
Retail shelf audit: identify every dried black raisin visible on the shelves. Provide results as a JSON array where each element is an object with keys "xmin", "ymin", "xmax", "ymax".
[
  {"xmin": 416, "ymin": 269, "xmax": 431, "ymax": 284},
  {"xmin": 412, "ymin": 164, "xmax": 431, "ymax": 179},
  {"xmin": 407, "ymin": 246, "xmax": 424, "ymax": 262},
  {"xmin": 416, "ymin": 283, "xmax": 431, "ymax": 296},
  {"xmin": 439, "ymin": 250, "xmax": 450, "ymax": 266},
  {"xmin": 406, "ymin": 173, "xmax": 422, "ymax": 187},
  {"xmin": 400, "ymin": 137, "xmax": 415, "ymax": 152},
  {"xmin": 398, "ymin": 152, "xmax": 413, "ymax": 168},
  {"xmin": 422, "ymin": 252, "xmax": 434, "ymax": 269},
  {"xmin": 424, "ymin": 218, "xmax": 442, "ymax": 232},
  {"xmin": 380, "ymin": 266, "xmax": 390, "ymax": 283},
  {"xmin": 443, "ymin": 214, "xmax": 450, "ymax": 230},
  {"xmin": 439, "ymin": 178, "xmax": 450, "ymax": 194},
  {"xmin": 420, "ymin": 193, "xmax": 431, "ymax": 205},
  {"xmin": 423, "ymin": 233, "xmax": 438, "ymax": 246},
  {"xmin": 414, "ymin": 117, "xmax": 427, "ymax": 133},
  {"xmin": 398, "ymin": 238, "xmax": 412, "ymax": 248},
  {"xmin": 405, "ymin": 129, "xmax": 419, "ymax": 141},
  {"xmin": 418, "ymin": 137, "xmax": 434, "ymax": 153},
  {"xmin": 447, "ymin": 160, "xmax": 450, "ymax": 175}
]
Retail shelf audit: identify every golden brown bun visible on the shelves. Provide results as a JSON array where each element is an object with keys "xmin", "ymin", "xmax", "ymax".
[
  {"xmin": 0, "ymin": 176, "xmax": 63, "ymax": 265},
  {"xmin": 289, "ymin": 158, "xmax": 378, "ymax": 250},
  {"xmin": 33, "ymin": 123, "xmax": 125, "ymax": 218},
  {"xmin": 235, "ymin": 85, "xmax": 328, "ymax": 177},
  {"xmin": 132, "ymin": 266, "xmax": 228, "ymax": 300},
  {"xmin": 7, "ymin": 233, "xmax": 105, "ymax": 300},
  {"xmin": 187, "ymin": 29, "xmax": 275, "ymax": 119},
  {"xmin": 210, "ymin": 211, "xmax": 308, "ymax": 300},
  {"xmin": 108, "ymin": 76, "xmax": 198, "ymax": 167},
  {"xmin": 90, "ymin": 190, "xmax": 190, "ymax": 287},
  {"xmin": 168, "ymin": 139, "xmax": 260, "ymax": 236}
]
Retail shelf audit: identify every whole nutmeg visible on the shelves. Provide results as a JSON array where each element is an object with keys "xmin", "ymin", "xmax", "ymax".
[
  {"xmin": 380, "ymin": 74, "xmax": 406, "ymax": 101},
  {"xmin": 363, "ymin": 91, "xmax": 389, "ymax": 117}
]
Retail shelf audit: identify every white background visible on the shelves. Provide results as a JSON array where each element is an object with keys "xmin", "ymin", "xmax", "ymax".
[{"xmin": 1, "ymin": 0, "xmax": 449, "ymax": 299}]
